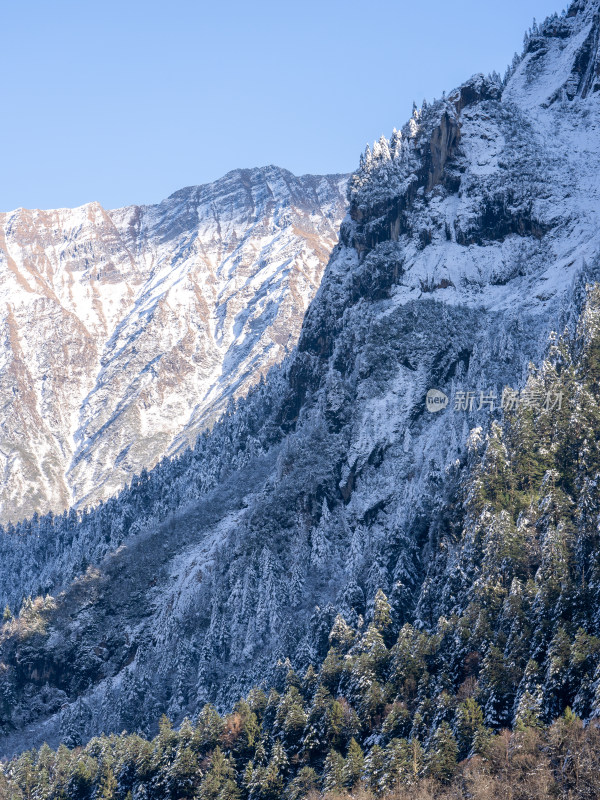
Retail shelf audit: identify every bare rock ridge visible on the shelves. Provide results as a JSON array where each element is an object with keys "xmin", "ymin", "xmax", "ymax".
[{"xmin": 0, "ymin": 167, "xmax": 348, "ymax": 523}]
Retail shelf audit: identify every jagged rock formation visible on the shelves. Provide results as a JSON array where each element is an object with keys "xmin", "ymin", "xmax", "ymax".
[
  {"xmin": 1, "ymin": 0, "xmax": 600, "ymax": 758},
  {"xmin": 0, "ymin": 168, "xmax": 348, "ymax": 523}
]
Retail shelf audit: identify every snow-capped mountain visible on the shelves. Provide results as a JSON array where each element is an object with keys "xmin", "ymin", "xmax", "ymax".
[
  {"xmin": 0, "ymin": 168, "xmax": 348, "ymax": 523},
  {"xmin": 1, "ymin": 0, "xmax": 600, "ymax": 756}
]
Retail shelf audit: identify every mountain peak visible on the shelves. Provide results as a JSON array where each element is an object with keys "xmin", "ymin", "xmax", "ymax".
[
  {"xmin": 0, "ymin": 168, "xmax": 348, "ymax": 523},
  {"xmin": 505, "ymin": 0, "xmax": 600, "ymax": 105}
]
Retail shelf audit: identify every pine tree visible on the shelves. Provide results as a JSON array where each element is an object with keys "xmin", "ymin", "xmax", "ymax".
[
  {"xmin": 168, "ymin": 741, "xmax": 199, "ymax": 798},
  {"xmin": 228, "ymin": 700, "xmax": 260, "ymax": 758},
  {"xmin": 427, "ymin": 722, "xmax": 458, "ymax": 784},
  {"xmin": 384, "ymin": 737, "xmax": 417, "ymax": 789},
  {"xmin": 390, "ymin": 128, "xmax": 403, "ymax": 160},
  {"xmin": 373, "ymin": 589, "xmax": 392, "ymax": 632},
  {"xmin": 282, "ymin": 702, "xmax": 308, "ymax": 751},
  {"xmin": 12, "ymin": 750, "xmax": 37, "ymax": 800},
  {"xmin": 302, "ymin": 665, "xmax": 318, "ymax": 700},
  {"xmin": 454, "ymin": 697, "xmax": 488, "ymax": 759},
  {"xmin": 364, "ymin": 743, "xmax": 387, "ymax": 794},
  {"xmin": 322, "ymin": 748, "xmax": 345, "ymax": 793},
  {"xmin": 320, "ymin": 647, "xmax": 345, "ymax": 691},
  {"xmin": 196, "ymin": 704, "xmax": 225, "ymax": 751},
  {"xmin": 258, "ymin": 742, "xmax": 287, "ymax": 800},
  {"xmin": 287, "ymin": 767, "xmax": 319, "ymax": 800},
  {"xmin": 285, "ymin": 667, "xmax": 301, "ymax": 692},
  {"xmin": 515, "ymin": 688, "xmax": 544, "ymax": 731},
  {"xmin": 480, "ymin": 645, "xmax": 517, "ymax": 728},
  {"xmin": 96, "ymin": 762, "xmax": 117, "ymax": 800},
  {"xmin": 382, "ymin": 702, "xmax": 411, "ymax": 741},
  {"xmin": 409, "ymin": 737, "xmax": 425, "ymax": 783},
  {"xmin": 342, "ymin": 737, "xmax": 364, "ymax": 788},
  {"xmin": 328, "ymin": 614, "xmax": 355, "ymax": 651}
]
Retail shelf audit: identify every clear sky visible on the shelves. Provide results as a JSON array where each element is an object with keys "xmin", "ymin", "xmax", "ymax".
[{"xmin": 1, "ymin": 0, "xmax": 561, "ymax": 212}]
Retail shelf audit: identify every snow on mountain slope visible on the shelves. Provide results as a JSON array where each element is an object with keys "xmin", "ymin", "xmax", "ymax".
[
  {"xmin": 0, "ymin": 168, "xmax": 348, "ymax": 523},
  {"xmin": 1, "ymin": 0, "xmax": 600, "ymax": 756}
]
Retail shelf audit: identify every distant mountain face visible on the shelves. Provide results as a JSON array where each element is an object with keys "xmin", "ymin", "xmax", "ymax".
[
  {"xmin": 1, "ymin": 0, "xmax": 600, "ymax": 758},
  {"xmin": 0, "ymin": 168, "xmax": 348, "ymax": 523}
]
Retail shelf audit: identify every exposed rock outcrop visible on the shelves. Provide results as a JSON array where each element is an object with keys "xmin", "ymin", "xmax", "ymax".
[{"xmin": 0, "ymin": 168, "xmax": 348, "ymax": 523}]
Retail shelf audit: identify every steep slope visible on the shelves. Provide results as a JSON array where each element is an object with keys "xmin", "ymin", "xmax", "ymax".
[
  {"xmin": 0, "ymin": 168, "xmax": 348, "ymax": 523},
  {"xmin": 1, "ymin": 0, "xmax": 600, "ymax": 757}
]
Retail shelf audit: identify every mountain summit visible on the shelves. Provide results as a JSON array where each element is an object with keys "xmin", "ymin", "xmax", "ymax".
[{"xmin": 0, "ymin": 167, "xmax": 347, "ymax": 523}]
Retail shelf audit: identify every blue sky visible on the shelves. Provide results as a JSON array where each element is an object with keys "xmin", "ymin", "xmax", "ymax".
[{"xmin": 1, "ymin": 0, "xmax": 560, "ymax": 211}]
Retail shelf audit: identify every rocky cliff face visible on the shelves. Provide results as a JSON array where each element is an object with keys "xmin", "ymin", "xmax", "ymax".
[
  {"xmin": 0, "ymin": 168, "xmax": 348, "ymax": 523},
  {"xmin": 1, "ymin": 0, "xmax": 600, "ymax": 757}
]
